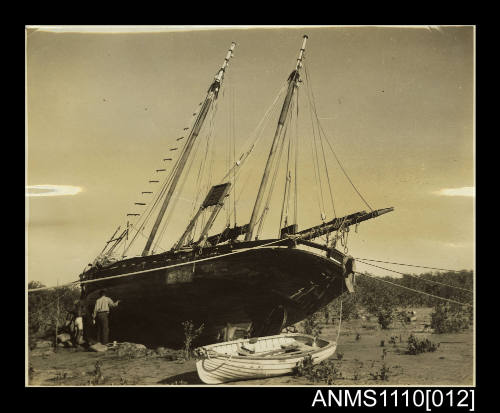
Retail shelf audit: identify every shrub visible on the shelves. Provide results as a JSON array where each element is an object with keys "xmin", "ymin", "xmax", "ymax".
[
  {"xmin": 369, "ymin": 362, "xmax": 391, "ymax": 381},
  {"xmin": 181, "ymin": 320, "xmax": 204, "ymax": 360},
  {"xmin": 28, "ymin": 281, "xmax": 81, "ymax": 340},
  {"xmin": 295, "ymin": 354, "xmax": 315, "ymax": 376},
  {"xmin": 406, "ymin": 334, "xmax": 439, "ymax": 355},
  {"xmin": 430, "ymin": 303, "xmax": 471, "ymax": 334},
  {"xmin": 301, "ymin": 312, "xmax": 322, "ymax": 338},
  {"xmin": 352, "ymin": 360, "xmax": 364, "ymax": 381},
  {"xmin": 376, "ymin": 308, "xmax": 395, "ymax": 330},
  {"xmin": 89, "ymin": 361, "xmax": 104, "ymax": 385},
  {"xmin": 294, "ymin": 355, "xmax": 343, "ymax": 384}
]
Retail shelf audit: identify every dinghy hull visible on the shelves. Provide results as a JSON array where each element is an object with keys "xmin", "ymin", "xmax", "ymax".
[{"xmin": 195, "ymin": 333, "xmax": 337, "ymax": 384}]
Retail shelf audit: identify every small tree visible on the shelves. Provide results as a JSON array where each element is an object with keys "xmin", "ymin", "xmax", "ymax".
[
  {"xmin": 181, "ymin": 320, "xmax": 204, "ymax": 360},
  {"xmin": 406, "ymin": 334, "xmax": 439, "ymax": 355},
  {"xmin": 376, "ymin": 308, "xmax": 395, "ymax": 330},
  {"xmin": 28, "ymin": 281, "xmax": 81, "ymax": 340}
]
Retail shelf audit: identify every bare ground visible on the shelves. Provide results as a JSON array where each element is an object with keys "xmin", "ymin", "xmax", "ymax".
[{"xmin": 27, "ymin": 307, "xmax": 473, "ymax": 386}]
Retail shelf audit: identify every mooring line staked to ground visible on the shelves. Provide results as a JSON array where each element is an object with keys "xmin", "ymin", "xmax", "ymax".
[
  {"xmin": 27, "ymin": 239, "xmax": 285, "ymax": 293},
  {"xmin": 357, "ymin": 272, "xmax": 473, "ymax": 307},
  {"xmin": 353, "ymin": 257, "xmax": 466, "ymax": 273},
  {"xmin": 356, "ymin": 259, "xmax": 473, "ymax": 293}
]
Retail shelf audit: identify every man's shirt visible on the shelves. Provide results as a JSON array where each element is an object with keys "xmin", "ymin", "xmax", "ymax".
[{"xmin": 93, "ymin": 296, "xmax": 117, "ymax": 318}]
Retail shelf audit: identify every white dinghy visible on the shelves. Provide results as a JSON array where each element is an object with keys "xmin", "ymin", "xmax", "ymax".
[{"xmin": 195, "ymin": 333, "xmax": 336, "ymax": 384}]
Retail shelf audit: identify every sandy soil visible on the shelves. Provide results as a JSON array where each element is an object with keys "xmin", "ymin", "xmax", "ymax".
[{"xmin": 27, "ymin": 307, "xmax": 473, "ymax": 386}]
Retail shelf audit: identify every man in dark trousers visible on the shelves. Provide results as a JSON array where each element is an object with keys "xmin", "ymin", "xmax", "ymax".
[{"xmin": 92, "ymin": 290, "xmax": 120, "ymax": 345}]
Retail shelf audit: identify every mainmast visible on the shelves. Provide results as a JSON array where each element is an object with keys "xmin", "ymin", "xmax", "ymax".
[
  {"xmin": 142, "ymin": 42, "xmax": 236, "ymax": 256},
  {"xmin": 245, "ymin": 35, "xmax": 308, "ymax": 241}
]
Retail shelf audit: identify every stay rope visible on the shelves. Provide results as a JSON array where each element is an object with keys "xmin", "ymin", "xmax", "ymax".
[
  {"xmin": 28, "ymin": 239, "xmax": 285, "ymax": 293},
  {"xmin": 256, "ymin": 100, "xmax": 293, "ymax": 239},
  {"xmin": 356, "ymin": 259, "xmax": 473, "ymax": 293},
  {"xmin": 354, "ymin": 257, "xmax": 468, "ymax": 273},
  {"xmin": 335, "ymin": 279, "xmax": 343, "ymax": 344},
  {"xmin": 303, "ymin": 63, "xmax": 336, "ymax": 219},
  {"xmin": 357, "ymin": 272, "xmax": 472, "ymax": 307},
  {"xmin": 303, "ymin": 60, "xmax": 373, "ymax": 213}
]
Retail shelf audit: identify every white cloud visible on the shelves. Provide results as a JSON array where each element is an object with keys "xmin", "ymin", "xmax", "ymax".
[
  {"xmin": 433, "ymin": 187, "xmax": 474, "ymax": 197},
  {"xmin": 26, "ymin": 185, "xmax": 83, "ymax": 197}
]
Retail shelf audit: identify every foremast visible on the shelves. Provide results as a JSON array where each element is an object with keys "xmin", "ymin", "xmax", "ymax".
[
  {"xmin": 245, "ymin": 35, "xmax": 308, "ymax": 241},
  {"xmin": 141, "ymin": 42, "xmax": 236, "ymax": 256}
]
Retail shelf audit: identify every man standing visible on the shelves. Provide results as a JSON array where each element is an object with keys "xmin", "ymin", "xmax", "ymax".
[{"xmin": 92, "ymin": 290, "xmax": 120, "ymax": 345}]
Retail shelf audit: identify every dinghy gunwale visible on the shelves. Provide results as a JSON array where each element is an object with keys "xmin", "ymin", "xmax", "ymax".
[{"xmin": 196, "ymin": 332, "xmax": 336, "ymax": 361}]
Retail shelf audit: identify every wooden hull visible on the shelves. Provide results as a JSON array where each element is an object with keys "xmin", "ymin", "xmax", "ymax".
[
  {"xmin": 80, "ymin": 243, "xmax": 354, "ymax": 347},
  {"xmin": 195, "ymin": 333, "xmax": 337, "ymax": 384}
]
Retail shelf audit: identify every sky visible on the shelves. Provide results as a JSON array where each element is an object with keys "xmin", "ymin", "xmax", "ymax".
[{"xmin": 26, "ymin": 25, "xmax": 474, "ymax": 287}]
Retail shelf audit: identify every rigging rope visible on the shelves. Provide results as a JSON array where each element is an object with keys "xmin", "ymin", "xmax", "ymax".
[
  {"xmin": 303, "ymin": 60, "xmax": 374, "ymax": 213},
  {"xmin": 357, "ymin": 272, "xmax": 473, "ymax": 307},
  {"xmin": 354, "ymin": 258, "xmax": 468, "ymax": 274},
  {"xmin": 225, "ymin": 82, "xmax": 290, "ymax": 227},
  {"xmin": 306, "ymin": 85, "xmax": 326, "ymax": 220},
  {"xmin": 356, "ymin": 259, "xmax": 473, "ymax": 293},
  {"xmin": 28, "ymin": 239, "xmax": 285, "ymax": 292},
  {"xmin": 303, "ymin": 64, "xmax": 336, "ymax": 219},
  {"xmin": 28, "ymin": 285, "xmax": 78, "ymax": 314},
  {"xmin": 335, "ymin": 278, "xmax": 344, "ymax": 344},
  {"xmin": 124, "ymin": 88, "xmax": 216, "ymax": 256},
  {"xmin": 279, "ymin": 133, "xmax": 292, "ymax": 233},
  {"xmin": 232, "ymin": 86, "xmax": 237, "ymax": 226},
  {"xmin": 218, "ymin": 81, "xmax": 288, "ymax": 185},
  {"xmin": 123, "ymin": 126, "xmax": 190, "ymax": 255},
  {"xmin": 317, "ymin": 116, "xmax": 336, "ymax": 219},
  {"xmin": 153, "ymin": 93, "xmax": 221, "ymax": 252},
  {"xmin": 293, "ymin": 88, "xmax": 299, "ymax": 227},
  {"xmin": 256, "ymin": 100, "xmax": 293, "ymax": 239},
  {"xmin": 128, "ymin": 224, "xmax": 166, "ymax": 253}
]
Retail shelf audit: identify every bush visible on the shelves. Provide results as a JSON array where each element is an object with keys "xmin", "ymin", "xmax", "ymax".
[
  {"xmin": 430, "ymin": 303, "xmax": 471, "ymax": 334},
  {"xmin": 356, "ymin": 276, "xmax": 397, "ymax": 329},
  {"xmin": 294, "ymin": 354, "xmax": 343, "ymax": 384},
  {"xmin": 28, "ymin": 281, "xmax": 81, "ymax": 340},
  {"xmin": 406, "ymin": 334, "xmax": 439, "ymax": 355},
  {"xmin": 352, "ymin": 360, "xmax": 364, "ymax": 380},
  {"xmin": 376, "ymin": 308, "xmax": 395, "ymax": 330},
  {"xmin": 301, "ymin": 312, "xmax": 322, "ymax": 338},
  {"xmin": 369, "ymin": 362, "xmax": 391, "ymax": 381}
]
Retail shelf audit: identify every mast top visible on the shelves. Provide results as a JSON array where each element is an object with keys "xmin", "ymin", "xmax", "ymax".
[
  {"xmin": 214, "ymin": 42, "xmax": 236, "ymax": 82},
  {"xmin": 295, "ymin": 35, "xmax": 308, "ymax": 70}
]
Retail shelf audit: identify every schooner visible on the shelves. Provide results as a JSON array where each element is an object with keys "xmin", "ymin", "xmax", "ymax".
[{"xmin": 79, "ymin": 36, "xmax": 393, "ymax": 347}]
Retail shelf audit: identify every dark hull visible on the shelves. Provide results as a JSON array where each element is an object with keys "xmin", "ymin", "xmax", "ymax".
[{"xmin": 81, "ymin": 243, "xmax": 354, "ymax": 348}]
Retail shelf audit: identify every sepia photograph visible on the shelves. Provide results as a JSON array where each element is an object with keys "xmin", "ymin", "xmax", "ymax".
[{"xmin": 26, "ymin": 25, "xmax": 474, "ymax": 388}]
